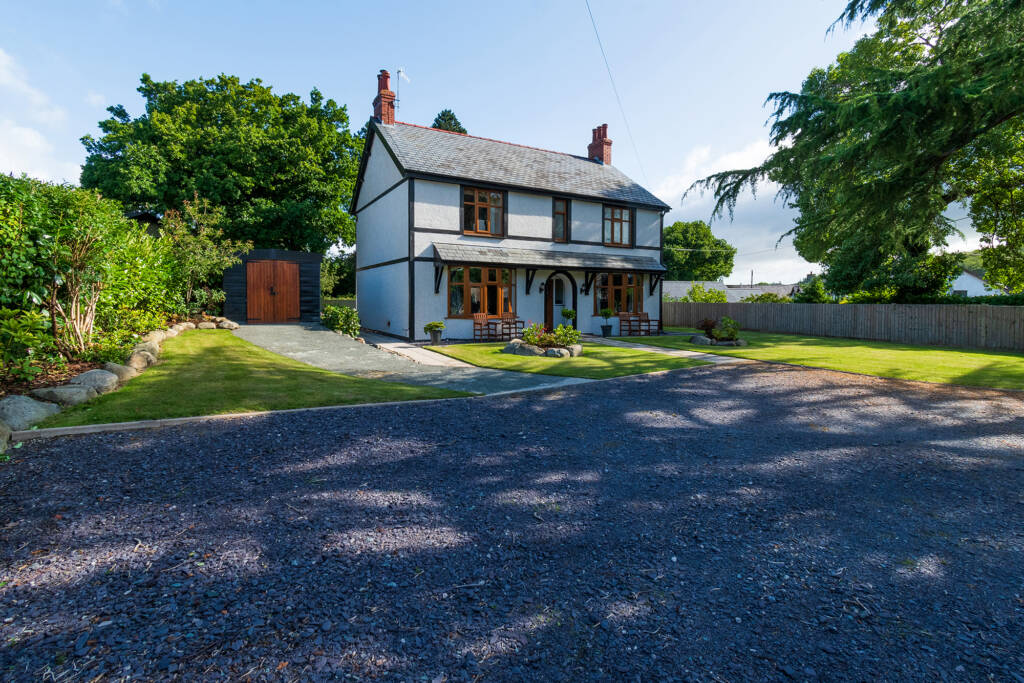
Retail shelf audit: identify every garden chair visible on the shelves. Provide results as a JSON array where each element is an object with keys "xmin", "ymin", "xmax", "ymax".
[
  {"xmin": 617, "ymin": 312, "xmax": 639, "ymax": 336},
  {"xmin": 500, "ymin": 313, "xmax": 524, "ymax": 340},
  {"xmin": 472, "ymin": 313, "xmax": 494, "ymax": 341}
]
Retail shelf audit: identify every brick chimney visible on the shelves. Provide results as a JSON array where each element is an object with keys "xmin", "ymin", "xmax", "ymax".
[
  {"xmin": 372, "ymin": 69, "xmax": 396, "ymax": 125},
  {"xmin": 587, "ymin": 124, "xmax": 611, "ymax": 165}
]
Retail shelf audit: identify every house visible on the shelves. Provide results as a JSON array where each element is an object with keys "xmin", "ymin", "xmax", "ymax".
[
  {"xmin": 663, "ymin": 281, "xmax": 798, "ymax": 302},
  {"xmin": 948, "ymin": 269, "xmax": 1003, "ymax": 297},
  {"xmin": 352, "ymin": 70, "xmax": 670, "ymax": 341}
]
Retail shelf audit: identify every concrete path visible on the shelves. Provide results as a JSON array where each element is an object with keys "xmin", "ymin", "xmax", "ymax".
[
  {"xmin": 361, "ymin": 331, "xmax": 473, "ymax": 367},
  {"xmin": 233, "ymin": 323, "xmax": 590, "ymax": 395},
  {"xmin": 588, "ymin": 335, "xmax": 750, "ymax": 364}
]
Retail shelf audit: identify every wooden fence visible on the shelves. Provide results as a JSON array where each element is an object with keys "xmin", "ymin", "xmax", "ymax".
[
  {"xmin": 662, "ymin": 302, "xmax": 1024, "ymax": 351},
  {"xmin": 322, "ymin": 298, "xmax": 356, "ymax": 309}
]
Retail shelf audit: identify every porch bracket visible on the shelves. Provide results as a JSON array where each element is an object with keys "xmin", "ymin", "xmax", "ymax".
[
  {"xmin": 581, "ymin": 271, "xmax": 597, "ymax": 296},
  {"xmin": 525, "ymin": 268, "xmax": 538, "ymax": 295},
  {"xmin": 648, "ymin": 272, "xmax": 663, "ymax": 296}
]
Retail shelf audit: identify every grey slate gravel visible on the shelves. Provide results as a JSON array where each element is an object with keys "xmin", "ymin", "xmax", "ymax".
[{"xmin": 1, "ymin": 363, "xmax": 1022, "ymax": 680}]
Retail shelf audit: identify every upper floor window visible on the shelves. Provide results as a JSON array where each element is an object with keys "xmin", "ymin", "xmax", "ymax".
[
  {"xmin": 603, "ymin": 205, "xmax": 631, "ymax": 247},
  {"xmin": 463, "ymin": 188, "xmax": 504, "ymax": 236},
  {"xmin": 552, "ymin": 198, "xmax": 569, "ymax": 242}
]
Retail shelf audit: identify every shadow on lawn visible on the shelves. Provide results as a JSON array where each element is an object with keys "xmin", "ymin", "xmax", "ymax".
[{"xmin": 2, "ymin": 362, "xmax": 1023, "ymax": 679}]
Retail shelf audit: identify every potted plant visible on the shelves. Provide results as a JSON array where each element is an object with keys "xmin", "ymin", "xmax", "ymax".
[
  {"xmin": 560, "ymin": 308, "xmax": 576, "ymax": 327},
  {"xmin": 599, "ymin": 308, "xmax": 615, "ymax": 337},
  {"xmin": 423, "ymin": 321, "xmax": 445, "ymax": 345}
]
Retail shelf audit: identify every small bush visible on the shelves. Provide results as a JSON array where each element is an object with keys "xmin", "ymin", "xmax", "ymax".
[
  {"xmin": 552, "ymin": 324, "xmax": 581, "ymax": 347},
  {"xmin": 680, "ymin": 284, "xmax": 728, "ymax": 303},
  {"xmin": 696, "ymin": 318, "xmax": 717, "ymax": 337},
  {"xmin": 560, "ymin": 308, "xmax": 576, "ymax": 322},
  {"xmin": 711, "ymin": 316, "xmax": 740, "ymax": 341},
  {"xmin": 322, "ymin": 305, "xmax": 360, "ymax": 337},
  {"xmin": 423, "ymin": 321, "xmax": 445, "ymax": 333},
  {"xmin": 0, "ymin": 308, "xmax": 53, "ymax": 381},
  {"xmin": 741, "ymin": 292, "xmax": 791, "ymax": 303},
  {"xmin": 96, "ymin": 307, "xmax": 169, "ymax": 337},
  {"xmin": 599, "ymin": 307, "xmax": 615, "ymax": 321}
]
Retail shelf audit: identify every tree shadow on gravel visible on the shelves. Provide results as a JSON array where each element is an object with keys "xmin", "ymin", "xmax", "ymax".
[{"xmin": 1, "ymin": 362, "xmax": 1022, "ymax": 681}]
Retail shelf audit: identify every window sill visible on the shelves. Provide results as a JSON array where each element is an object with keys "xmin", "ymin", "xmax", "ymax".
[{"xmin": 462, "ymin": 231, "xmax": 505, "ymax": 238}]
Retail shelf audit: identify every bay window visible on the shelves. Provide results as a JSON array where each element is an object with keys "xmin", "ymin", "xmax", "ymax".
[
  {"xmin": 448, "ymin": 265, "xmax": 515, "ymax": 317},
  {"xmin": 594, "ymin": 272, "xmax": 643, "ymax": 314}
]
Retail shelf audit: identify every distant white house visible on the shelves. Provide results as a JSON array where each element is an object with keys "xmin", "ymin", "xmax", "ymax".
[{"xmin": 948, "ymin": 269, "xmax": 1003, "ymax": 297}]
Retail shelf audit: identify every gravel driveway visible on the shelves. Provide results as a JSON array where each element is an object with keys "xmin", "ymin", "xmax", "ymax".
[{"xmin": 2, "ymin": 363, "xmax": 1022, "ymax": 680}]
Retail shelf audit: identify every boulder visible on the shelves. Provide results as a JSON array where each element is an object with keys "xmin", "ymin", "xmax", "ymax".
[
  {"xmin": 567, "ymin": 344, "xmax": 584, "ymax": 357},
  {"xmin": 736, "ymin": 339, "xmax": 749, "ymax": 347},
  {"xmin": 163, "ymin": 328, "xmax": 179, "ymax": 338},
  {"xmin": 515, "ymin": 343, "xmax": 546, "ymax": 357},
  {"xmin": 132, "ymin": 340, "xmax": 161, "ymax": 357},
  {"xmin": 127, "ymin": 350, "xmax": 157, "ymax": 370},
  {"xmin": 690, "ymin": 335, "xmax": 714, "ymax": 345},
  {"xmin": 0, "ymin": 420, "xmax": 10, "ymax": 454},
  {"xmin": 217, "ymin": 320, "xmax": 240, "ymax": 330},
  {"xmin": 501, "ymin": 339, "xmax": 523, "ymax": 354},
  {"xmin": 197, "ymin": 322, "xmax": 217, "ymax": 330},
  {"xmin": 180, "ymin": 322, "xmax": 197, "ymax": 330},
  {"xmin": 67, "ymin": 369, "xmax": 120, "ymax": 394},
  {"xmin": 0, "ymin": 395, "xmax": 60, "ymax": 431},
  {"xmin": 31, "ymin": 385, "xmax": 97, "ymax": 407},
  {"xmin": 545, "ymin": 347, "xmax": 571, "ymax": 358},
  {"xmin": 141, "ymin": 330, "xmax": 166, "ymax": 344},
  {"xmin": 103, "ymin": 362, "xmax": 139, "ymax": 382}
]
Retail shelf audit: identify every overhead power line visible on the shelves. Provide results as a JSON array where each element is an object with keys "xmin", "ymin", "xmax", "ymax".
[{"xmin": 585, "ymin": 0, "xmax": 648, "ymax": 185}]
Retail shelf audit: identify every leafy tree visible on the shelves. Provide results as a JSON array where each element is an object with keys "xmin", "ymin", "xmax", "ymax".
[
  {"xmin": 80, "ymin": 74, "xmax": 363, "ymax": 252},
  {"xmin": 432, "ymin": 109, "xmax": 467, "ymax": 134},
  {"xmin": 161, "ymin": 197, "xmax": 252, "ymax": 312},
  {"xmin": 673, "ymin": 283, "xmax": 727, "ymax": 303},
  {"xmin": 793, "ymin": 276, "xmax": 831, "ymax": 303},
  {"xmin": 741, "ymin": 292, "xmax": 790, "ymax": 303},
  {"xmin": 320, "ymin": 252, "xmax": 355, "ymax": 297},
  {"xmin": 690, "ymin": 0, "xmax": 1024, "ymax": 299},
  {"xmin": 662, "ymin": 220, "xmax": 736, "ymax": 281}
]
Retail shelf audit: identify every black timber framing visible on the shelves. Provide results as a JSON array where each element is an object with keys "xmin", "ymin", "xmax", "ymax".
[
  {"xmin": 525, "ymin": 268, "xmax": 538, "ymax": 295},
  {"xmin": 222, "ymin": 248, "xmax": 322, "ymax": 323},
  {"xmin": 408, "ymin": 178, "xmax": 416, "ymax": 341}
]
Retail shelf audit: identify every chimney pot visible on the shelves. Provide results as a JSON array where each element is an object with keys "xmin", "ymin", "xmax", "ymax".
[
  {"xmin": 587, "ymin": 123, "xmax": 612, "ymax": 165},
  {"xmin": 372, "ymin": 69, "xmax": 396, "ymax": 125}
]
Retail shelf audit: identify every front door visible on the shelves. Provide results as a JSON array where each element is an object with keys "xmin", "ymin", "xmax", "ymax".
[
  {"xmin": 544, "ymin": 275, "xmax": 568, "ymax": 330},
  {"xmin": 247, "ymin": 260, "xmax": 300, "ymax": 323}
]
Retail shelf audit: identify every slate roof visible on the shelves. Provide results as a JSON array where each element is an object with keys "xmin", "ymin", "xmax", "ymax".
[
  {"xmin": 433, "ymin": 242, "xmax": 666, "ymax": 272},
  {"xmin": 372, "ymin": 122, "xmax": 671, "ymax": 211}
]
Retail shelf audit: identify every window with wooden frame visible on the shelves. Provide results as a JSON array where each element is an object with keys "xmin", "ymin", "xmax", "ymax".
[
  {"xmin": 593, "ymin": 272, "xmax": 643, "ymax": 314},
  {"xmin": 552, "ymin": 198, "xmax": 569, "ymax": 242},
  {"xmin": 447, "ymin": 265, "xmax": 515, "ymax": 317},
  {"xmin": 462, "ymin": 188, "xmax": 505, "ymax": 236},
  {"xmin": 602, "ymin": 205, "xmax": 632, "ymax": 247}
]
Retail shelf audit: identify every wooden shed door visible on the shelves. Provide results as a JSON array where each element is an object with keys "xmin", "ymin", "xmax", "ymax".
[{"xmin": 247, "ymin": 260, "xmax": 300, "ymax": 323}]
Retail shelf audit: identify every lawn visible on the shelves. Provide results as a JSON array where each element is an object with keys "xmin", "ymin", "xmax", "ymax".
[
  {"xmin": 426, "ymin": 342, "xmax": 709, "ymax": 379},
  {"xmin": 43, "ymin": 330, "xmax": 467, "ymax": 427},
  {"xmin": 625, "ymin": 328, "xmax": 1024, "ymax": 390}
]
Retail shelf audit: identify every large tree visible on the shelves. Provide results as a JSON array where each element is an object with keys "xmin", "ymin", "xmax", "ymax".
[
  {"xmin": 432, "ymin": 109, "xmax": 467, "ymax": 134},
  {"xmin": 690, "ymin": 0, "xmax": 1024, "ymax": 300},
  {"xmin": 80, "ymin": 74, "xmax": 363, "ymax": 252},
  {"xmin": 662, "ymin": 220, "xmax": 736, "ymax": 281}
]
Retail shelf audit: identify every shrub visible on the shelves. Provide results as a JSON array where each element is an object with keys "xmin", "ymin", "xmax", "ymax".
[
  {"xmin": 680, "ymin": 283, "xmax": 727, "ymax": 303},
  {"xmin": 0, "ymin": 308, "xmax": 53, "ymax": 381},
  {"xmin": 711, "ymin": 316, "xmax": 740, "ymax": 341},
  {"xmin": 552, "ymin": 324, "xmax": 581, "ymax": 347},
  {"xmin": 793, "ymin": 276, "xmax": 831, "ymax": 303},
  {"xmin": 81, "ymin": 329, "xmax": 138, "ymax": 365},
  {"xmin": 560, "ymin": 308, "xmax": 576, "ymax": 322},
  {"xmin": 599, "ymin": 308, "xmax": 615, "ymax": 321},
  {"xmin": 741, "ymin": 292, "xmax": 791, "ymax": 303},
  {"xmin": 95, "ymin": 307, "xmax": 168, "ymax": 337},
  {"xmin": 696, "ymin": 318, "xmax": 717, "ymax": 337},
  {"xmin": 186, "ymin": 287, "xmax": 226, "ymax": 317},
  {"xmin": 423, "ymin": 321, "xmax": 445, "ymax": 333},
  {"xmin": 322, "ymin": 305, "xmax": 360, "ymax": 337},
  {"xmin": 521, "ymin": 322, "xmax": 545, "ymax": 346}
]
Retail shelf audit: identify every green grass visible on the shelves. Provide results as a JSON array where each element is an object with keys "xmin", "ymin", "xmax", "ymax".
[
  {"xmin": 622, "ymin": 327, "xmax": 1024, "ymax": 390},
  {"xmin": 43, "ymin": 330, "xmax": 467, "ymax": 427},
  {"xmin": 425, "ymin": 342, "xmax": 710, "ymax": 379}
]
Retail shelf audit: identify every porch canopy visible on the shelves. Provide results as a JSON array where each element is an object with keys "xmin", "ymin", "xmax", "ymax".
[{"xmin": 431, "ymin": 242, "xmax": 666, "ymax": 295}]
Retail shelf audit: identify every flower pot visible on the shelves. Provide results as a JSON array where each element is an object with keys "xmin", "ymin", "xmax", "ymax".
[
  {"xmin": 601, "ymin": 324, "xmax": 612, "ymax": 337},
  {"xmin": 429, "ymin": 329, "xmax": 442, "ymax": 345}
]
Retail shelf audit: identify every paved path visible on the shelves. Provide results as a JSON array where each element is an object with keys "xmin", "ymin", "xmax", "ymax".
[
  {"xmin": 587, "ymin": 334, "xmax": 749, "ymax": 364},
  {"xmin": 4, "ymin": 363, "xmax": 1022, "ymax": 679},
  {"xmin": 360, "ymin": 331, "xmax": 473, "ymax": 367},
  {"xmin": 233, "ymin": 323, "xmax": 589, "ymax": 395}
]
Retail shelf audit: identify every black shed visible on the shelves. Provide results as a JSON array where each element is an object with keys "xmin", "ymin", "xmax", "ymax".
[{"xmin": 222, "ymin": 249, "xmax": 322, "ymax": 324}]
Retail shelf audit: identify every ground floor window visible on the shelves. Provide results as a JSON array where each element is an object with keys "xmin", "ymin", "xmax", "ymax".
[
  {"xmin": 594, "ymin": 272, "xmax": 643, "ymax": 314},
  {"xmin": 448, "ymin": 265, "xmax": 515, "ymax": 317}
]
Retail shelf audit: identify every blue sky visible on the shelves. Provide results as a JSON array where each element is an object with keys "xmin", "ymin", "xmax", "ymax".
[{"xmin": 0, "ymin": 0, "xmax": 979, "ymax": 282}]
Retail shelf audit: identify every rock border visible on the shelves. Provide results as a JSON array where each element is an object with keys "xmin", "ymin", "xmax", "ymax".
[
  {"xmin": 0, "ymin": 319, "xmax": 239, "ymax": 452},
  {"xmin": 689, "ymin": 335, "xmax": 748, "ymax": 347},
  {"xmin": 501, "ymin": 339, "xmax": 584, "ymax": 358}
]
